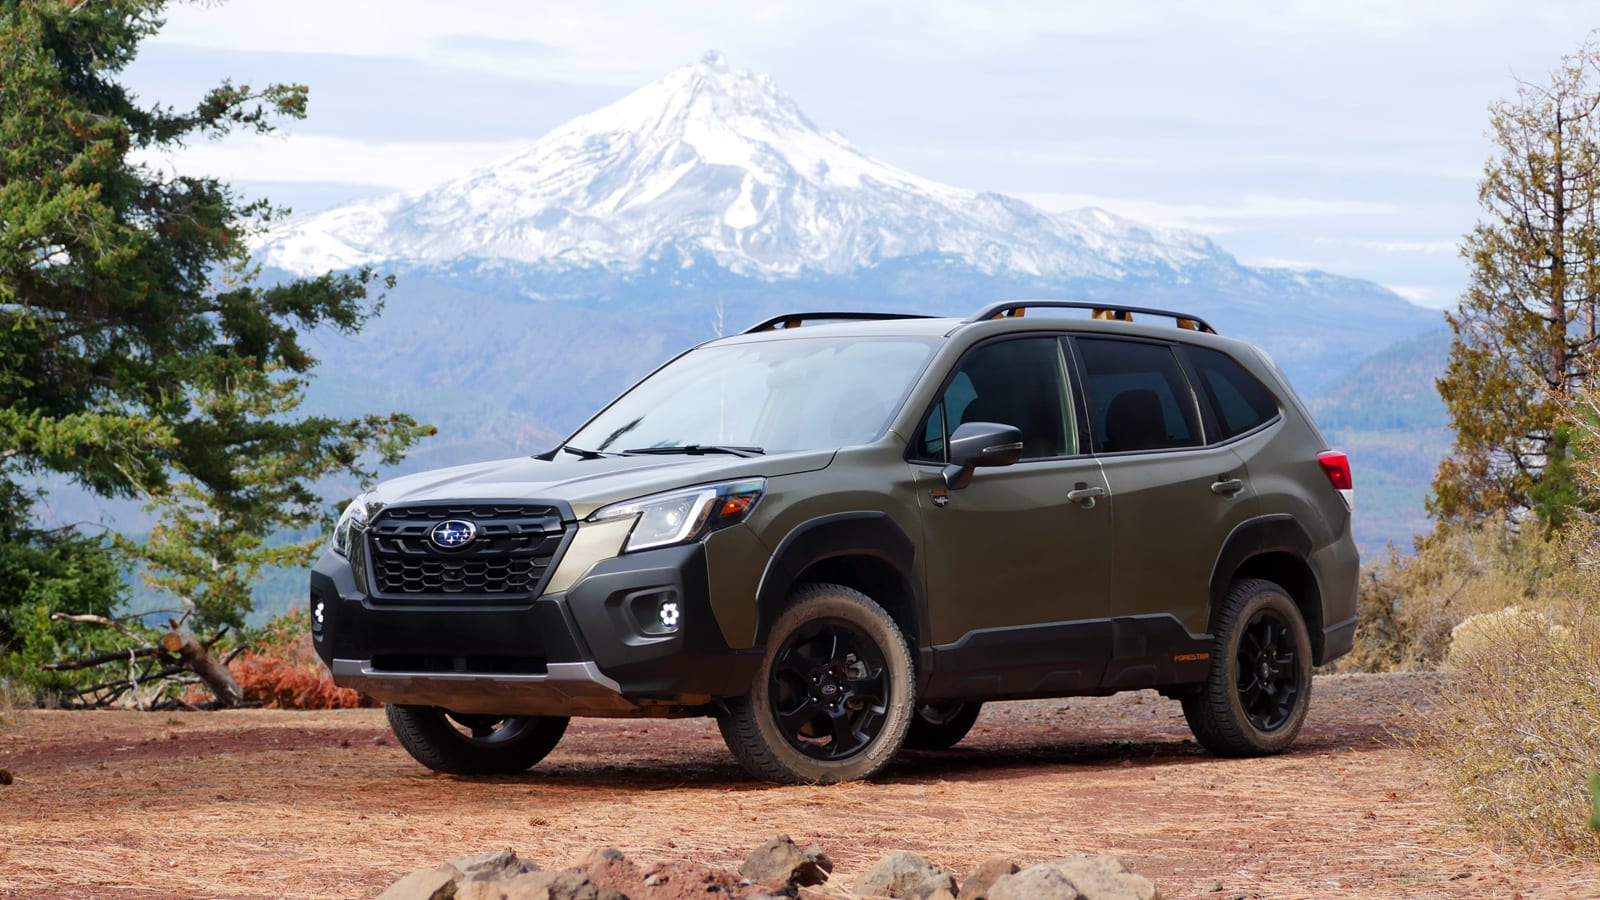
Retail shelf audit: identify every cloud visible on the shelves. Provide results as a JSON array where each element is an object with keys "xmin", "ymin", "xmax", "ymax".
[
  {"xmin": 1320, "ymin": 237, "xmax": 1461, "ymax": 254},
  {"xmin": 133, "ymin": 135, "xmax": 530, "ymax": 191},
  {"xmin": 1387, "ymin": 285, "xmax": 1456, "ymax": 309},
  {"xmin": 1015, "ymin": 192, "xmax": 1399, "ymax": 229}
]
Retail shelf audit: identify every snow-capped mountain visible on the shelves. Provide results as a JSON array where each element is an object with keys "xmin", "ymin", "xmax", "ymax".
[{"xmin": 258, "ymin": 51, "xmax": 1221, "ymax": 281}]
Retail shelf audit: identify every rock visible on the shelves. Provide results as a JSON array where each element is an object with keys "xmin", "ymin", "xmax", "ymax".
[
  {"xmin": 499, "ymin": 870, "xmax": 626, "ymax": 900},
  {"xmin": 1447, "ymin": 606, "xmax": 1572, "ymax": 668},
  {"xmin": 377, "ymin": 866, "xmax": 459, "ymax": 900},
  {"xmin": 456, "ymin": 881, "xmax": 510, "ymax": 900},
  {"xmin": 959, "ymin": 857, "xmax": 1020, "ymax": 900},
  {"xmin": 449, "ymin": 849, "xmax": 540, "ymax": 881},
  {"xmin": 574, "ymin": 846, "xmax": 643, "ymax": 896},
  {"xmin": 987, "ymin": 865, "xmax": 1079, "ymax": 900},
  {"xmin": 1048, "ymin": 855, "xmax": 1158, "ymax": 900},
  {"xmin": 575, "ymin": 848, "xmax": 628, "ymax": 869},
  {"xmin": 854, "ymin": 852, "xmax": 951, "ymax": 899},
  {"xmin": 740, "ymin": 835, "xmax": 834, "ymax": 887}
]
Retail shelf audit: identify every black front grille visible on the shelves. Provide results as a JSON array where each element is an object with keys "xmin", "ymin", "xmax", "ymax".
[{"xmin": 365, "ymin": 503, "xmax": 567, "ymax": 600}]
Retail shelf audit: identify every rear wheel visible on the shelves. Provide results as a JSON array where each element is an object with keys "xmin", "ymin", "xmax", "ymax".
[
  {"xmin": 1182, "ymin": 578, "xmax": 1313, "ymax": 756},
  {"xmin": 386, "ymin": 705, "xmax": 569, "ymax": 775},
  {"xmin": 904, "ymin": 702, "xmax": 983, "ymax": 750},
  {"xmin": 718, "ymin": 583, "xmax": 914, "ymax": 783}
]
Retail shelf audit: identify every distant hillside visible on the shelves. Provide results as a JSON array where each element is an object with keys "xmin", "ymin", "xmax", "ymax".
[
  {"xmin": 1307, "ymin": 329, "xmax": 1453, "ymax": 555},
  {"xmin": 1309, "ymin": 329, "xmax": 1451, "ymax": 431}
]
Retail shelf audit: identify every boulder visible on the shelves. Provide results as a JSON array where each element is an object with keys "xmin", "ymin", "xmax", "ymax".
[
  {"xmin": 986, "ymin": 865, "xmax": 1079, "ymax": 900},
  {"xmin": 854, "ymin": 851, "xmax": 952, "ymax": 899},
  {"xmin": 1049, "ymin": 856, "xmax": 1158, "ymax": 900},
  {"xmin": 376, "ymin": 866, "xmax": 459, "ymax": 900},
  {"xmin": 499, "ymin": 870, "xmax": 627, "ymax": 900},
  {"xmin": 449, "ymin": 849, "xmax": 540, "ymax": 881},
  {"xmin": 740, "ymin": 835, "xmax": 834, "ymax": 887},
  {"xmin": 958, "ymin": 857, "xmax": 1020, "ymax": 900}
]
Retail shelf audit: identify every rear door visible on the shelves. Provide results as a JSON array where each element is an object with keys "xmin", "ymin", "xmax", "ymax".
[{"xmin": 1070, "ymin": 336, "xmax": 1260, "ymax": 640}]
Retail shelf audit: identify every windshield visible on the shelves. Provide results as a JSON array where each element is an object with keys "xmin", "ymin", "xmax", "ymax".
[{"xmin": 568, "ymin": 336, "xmax": 939, "ymax": 455}]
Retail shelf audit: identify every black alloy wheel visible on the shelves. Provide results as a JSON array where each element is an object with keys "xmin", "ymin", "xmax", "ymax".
[
  {"xmin": 717, "ymin": 583, "xmax": 914, "ymax": 783},
  {"xmin": 1235, "ymin": 608, "xmax": 1304, "ymax": 732},
  {"xmin": 769, "ymin": 618, "xmax": 891, "ymax": 760},
  {"xmin": 1181, "ymin": 578, "xmax": 1314, "ymax": 757}
]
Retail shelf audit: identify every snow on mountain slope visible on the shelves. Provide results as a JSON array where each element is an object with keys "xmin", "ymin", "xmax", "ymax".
[{"xmin": 257, "ymin": 51, "xmax": 1221, "ymax": 280}]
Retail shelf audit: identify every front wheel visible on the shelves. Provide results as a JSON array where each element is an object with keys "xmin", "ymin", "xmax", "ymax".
[
  {"xmin": 1182, "ymin": 578, "xmax": 1313, "ymax": 756},
  {"xmin": 386, "ymin": 705, "xmax": 569, "ymax": 775},
  {"xmin": 718, "ymin": 583, "xmax": 914, "ymax": 783}
]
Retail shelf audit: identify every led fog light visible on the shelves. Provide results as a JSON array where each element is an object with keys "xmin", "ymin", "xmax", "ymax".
[
  {"xmin": 311, "ymin": 598, "xmax": 326, "ymax": 635},
  {"xmin": 658, "ymin": 599, "xmax": 681, "ymax": 630},
  {"xmin": 630, "ymin": 589, "xmax": 682, "ymax": 636}
]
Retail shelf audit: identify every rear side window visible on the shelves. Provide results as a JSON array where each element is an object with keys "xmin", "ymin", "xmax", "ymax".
[
  {"xmin": 1075, "ymin": 338, "xmax": 1201, "ymax": 454},
  {"xmin": 1186, "ymin": 345, "xmax": 1280, "ymax": 440}
]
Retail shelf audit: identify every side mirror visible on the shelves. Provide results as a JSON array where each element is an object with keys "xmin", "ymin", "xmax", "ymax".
[{"xmin": 942, "ymin": 422, "xmax": 1024, "ymax": 489}]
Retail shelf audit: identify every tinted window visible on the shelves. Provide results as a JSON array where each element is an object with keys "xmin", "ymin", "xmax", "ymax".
[
  {"xmin": 1186, "ymin": 346, "xmax": 1280, "ymax": 440},
  {"xmin": 914, "ymin": 337, "xmax": 1076, "ymax": 461},
  {"xmin": 1075, "ymin": 338, "xmax": 1201, "ymax": 453}
]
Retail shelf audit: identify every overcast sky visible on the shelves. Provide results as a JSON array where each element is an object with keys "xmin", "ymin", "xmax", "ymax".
[{"xmin": 126, "ymin": 0, "xmax": 1600, "ymax": 310}]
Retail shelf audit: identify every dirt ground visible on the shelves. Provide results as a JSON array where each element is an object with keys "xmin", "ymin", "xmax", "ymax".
[{"xmin": 0, "ymin": 673, "xmax": 1594, "ymax": 900}]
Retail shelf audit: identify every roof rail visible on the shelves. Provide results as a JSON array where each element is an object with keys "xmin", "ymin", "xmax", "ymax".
[
  {"xmin": 963, "ymin": 300, "xmax": 1216, "ymax": 334},
  {"xmin": 741, "ymin": 312, "xmax": 930, "ymax": 334}
]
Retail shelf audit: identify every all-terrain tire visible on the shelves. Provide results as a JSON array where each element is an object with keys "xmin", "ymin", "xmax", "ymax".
[
  {"xmin": 1182, "ymin": 578, "xmax": 1313, "ymax": 757},
  {"xmin": 386, "ymin": 705, "xmax": 569, "ymax": 775},
  {"xmin": 903, "ymin": 702, "xmax": 983, "ymax": 750},
  {"xmin": 718, "ymin": 583, "xmax": 914, "ymax": 784}
]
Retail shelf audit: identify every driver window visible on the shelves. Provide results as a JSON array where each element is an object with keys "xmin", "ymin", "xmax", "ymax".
[{"xmin": 914, "ymin": 337, "xmax": 1076, "ymax": 462}]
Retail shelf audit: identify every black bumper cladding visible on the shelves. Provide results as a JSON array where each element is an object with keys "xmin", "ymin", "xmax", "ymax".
[{"xmin": 310, "ymin": 535, "xmax": 759, "ymax": 718}]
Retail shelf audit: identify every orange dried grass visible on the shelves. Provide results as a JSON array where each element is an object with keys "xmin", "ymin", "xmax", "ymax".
[{"xmin": 229, "ymin": 631, "xmax": 376, "ymax": 709}]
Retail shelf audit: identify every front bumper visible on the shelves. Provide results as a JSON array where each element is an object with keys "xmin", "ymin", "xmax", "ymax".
[{"xmin": 310, "ymin": 541, "xmax": 760, "ymax": 717}]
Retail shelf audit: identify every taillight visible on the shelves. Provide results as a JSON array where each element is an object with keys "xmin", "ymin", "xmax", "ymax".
[{"xmin": 1317, "ymin": 450, "xmax": 1354, "ymax": 509}]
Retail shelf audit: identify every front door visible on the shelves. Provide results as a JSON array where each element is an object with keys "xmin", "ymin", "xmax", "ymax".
[{"xmin": 909, "ymin": 335, "xmax": 1114, "ymax": 700}]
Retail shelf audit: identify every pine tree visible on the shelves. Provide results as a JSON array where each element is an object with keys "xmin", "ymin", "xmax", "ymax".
[
  {"xmin": 1432, "ymin": 35, "xmax": 1600, "ymax": 526},
  {"xmin": 0, "ymin": 0, "xmax": 432, "ymax": 694}
]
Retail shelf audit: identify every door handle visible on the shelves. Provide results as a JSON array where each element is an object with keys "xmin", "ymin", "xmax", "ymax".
[
  {"xmin": 1210, "ymin": 478, "xmax": 1245, "ymax": 496},
  {"xmin": 1067, "ymin": 486, "xmax": 1107, "ymax": 506}
]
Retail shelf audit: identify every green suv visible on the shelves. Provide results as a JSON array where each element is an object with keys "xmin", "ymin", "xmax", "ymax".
[{"xmin": 310, "ymin": 301, "xmax": 1358, "ymax": 783}]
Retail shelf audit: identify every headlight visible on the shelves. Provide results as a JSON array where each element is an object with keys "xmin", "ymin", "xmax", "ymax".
[
  {"xmin": 588, "ymin": 479, "xmax": 764, "ymax": 553},
  {"xmin": 331, "ymin": 493, "xmax": 374, "ymax": 557}
]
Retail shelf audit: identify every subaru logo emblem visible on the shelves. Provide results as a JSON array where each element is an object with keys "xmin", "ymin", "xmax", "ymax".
[{"xmin": 430, "ymin": 519, "xmax": 477, "ymax": 549}]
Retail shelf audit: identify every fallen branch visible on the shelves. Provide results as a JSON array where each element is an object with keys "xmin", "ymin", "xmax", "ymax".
[
  {"xmin": 42, "ymin": 646, "xmax": 165, "ymax": 671},
  {"xmin": 49, "ymin": 612, "xmax": 145, "ymax": 643}
]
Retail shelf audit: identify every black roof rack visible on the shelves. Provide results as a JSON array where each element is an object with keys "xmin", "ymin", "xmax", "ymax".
[
  {"xmin": 963, "ymin": 301, "xmax": 1216, "ymax": 334},
  {"xmin": 741, "ymin": 312, "xmax": 931, "ymax": 334}
]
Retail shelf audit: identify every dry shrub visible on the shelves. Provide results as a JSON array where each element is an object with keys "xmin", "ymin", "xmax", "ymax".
[
  {"xmin": 1413, "ymin": 600, "xmax": 1600, "ymax": 859},
  {"xmin": 1345, "ymin": 526, "xmax": 1583, "ymax": 671},
  {"xmin": 229, "ymin": 609, "xmax": 375, "ymax": 710}
]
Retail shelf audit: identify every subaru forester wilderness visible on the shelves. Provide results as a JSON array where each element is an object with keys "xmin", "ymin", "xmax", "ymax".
[{"xmin": 310, "ymin": 301, "xmax": 1358, "ymax": 784}]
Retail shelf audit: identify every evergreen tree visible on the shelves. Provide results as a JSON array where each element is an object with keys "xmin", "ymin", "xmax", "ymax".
[
  {"xmin": 0, "ymin": 0, "xmax": 430, "ymax": 647},
  {"xmin": 1432, "ymin": 35, "xmax": 1600, "ymax": 526}
]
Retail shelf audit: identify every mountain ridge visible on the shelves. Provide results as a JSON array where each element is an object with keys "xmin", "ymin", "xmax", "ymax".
[{"xmin": 257, "ymin": 51, "xmax": 1379, "ymax": 301}]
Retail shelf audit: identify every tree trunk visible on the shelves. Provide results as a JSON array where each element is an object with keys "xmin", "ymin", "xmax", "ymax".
[{"xmin": 161, "ymin": 628, "xmax": 244, "ymax": 708}]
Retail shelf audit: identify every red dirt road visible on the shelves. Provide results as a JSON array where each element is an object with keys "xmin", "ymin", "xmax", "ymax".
[{"xmin": 1, "ymin": 673, "xmax": 1594, "ymax": 899}]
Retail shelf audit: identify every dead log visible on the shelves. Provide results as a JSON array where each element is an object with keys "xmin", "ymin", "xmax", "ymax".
[{"xmin": 161, "ymin": 627, "xmax": 244, "ymax": 708}]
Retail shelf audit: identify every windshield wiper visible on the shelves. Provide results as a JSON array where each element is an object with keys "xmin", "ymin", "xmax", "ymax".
[
  {"xmin": 622, "ymin": 444, "xmax": 765, "ymax": 458},
  {"xmin": 560, "ymin": 445, "xmax": 610, "ymax": 460}
]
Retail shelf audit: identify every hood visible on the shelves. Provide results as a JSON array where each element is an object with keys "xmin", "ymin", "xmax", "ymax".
[{"xmin": 365, "ymin": 448, "xmax": 835, "ymax": 520}]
